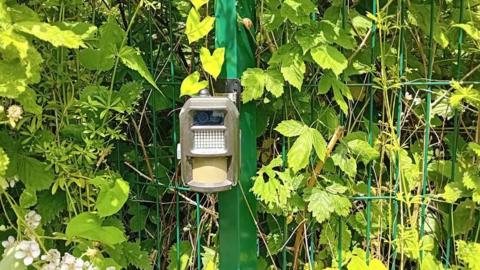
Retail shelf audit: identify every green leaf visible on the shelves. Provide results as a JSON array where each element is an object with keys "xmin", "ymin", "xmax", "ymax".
[
  {"xmin": 120, "ymin": 242, "xmax": 153, "ymax": 270},
  {"xmin": 453, "ymin": 23, "xmax": 480, "ymax": 41},
  {"xmin": 0, "ymin": 245, "xmax": 26, "ymax": 270},
  {"xmin": 288, "ymin": 131, "xmax": 311, "ymax": 172},
  {"xmin": 264, "ymin": 69, "xmax": 284, "ymax": 97},
  {"xmin": 185, "ymin": 8, "xmax": 214, "ymax": 44},
  {"xmin": 0, "ymin": 148, "xmax": 9, "ymax": 191},
  {"xmin": 251, "ymin": 157, "xmax": 293, "ymax": 210},
  {"xmin": 36, "ymin": 190, "xmax": 66, "ymax": 224},
  {"xmin": 241, "ymin": 68, "xmax": 284, "ymax": 103},
  {"xmin": 167, "ymin": 241, "xmax": 192, "ymax": 270},
  {"xmin": 468, "ymin": 142, "xmax": 480, "ymax": 157},
  {"xmin": 332, "ymin": 152, "xmax": 357, "ymax": 178},
  {"xmin": 16, "ymin": 88, "xmax": 41, "ymax": 115},
  {"xmin": 117, "ymin": 81, "xmax": 144, "ymax": 113},
  {"xmin": 311, "ymin": 45, "xmax": 348, "ymax": 76},
  {"xmin": 191, "ymin": 0, "xmax": 208, "ymax": 10},
  {"xmin": 66, "ymin": 212, "xmax": 126, "ymax": 246},
  {"xmin": 241, "ymin": 68, "xmax": 265, "ymax": 102},
  {"xmin": 275, "ymin": 120, "xmax": 306, "ymax": 137},
  {"xmin": 450, "ymin": 81, "xmax": 480, "ymax": 108},
  {"xmin": 269, "ymin": 44, "xmax": 305, "ymax": 90},
  {"xmin": 348, "ymin": 139, "xmax": 379, "ymax": 164},
  {"xmin": 456, "ymin": 240, "xmax": 480, "ymax": 270},
  {"xmin": 280, "ymin": 0, "xmax": 316, "ymax": 25},
  {"xmin": 19, "ymin": 188, "xmax": 36, "ymax": 208},
  {"xmin": 408, "ymin": 4, "xmax": 449, "ymax": 48},
  {"xmin": 78, "ymin": 48, "xmax": 115, "ymax": 71},
  {"xmin": 421, "ymin": 253, "xmax": 443, "ymax": 270},
  {"xmin": 180, "ymin": 71, "xmax": 208, "ymax": 97},
  {"xmin": 16, "ymin": 156, "xmax": 54, "ymax": 191},
  {"xmin": 452, "ymin": 199, "xmax": 477, "ymax": 236},
  {"xmin": 305, "ymin": 187, "xmax": 351, "ymax": 223},
  {"xmin": 200, "ymin": 47, "xmax": 224, "ymax": 79},
  {"xmin": 14, "ymin": 21, "xmax": 85, "ymax": 48},
  {"xmin": 96, "ymin": 177, "xmax": 130, "ymax": 217},
  {"xmin": 310, "ymin": 128, "xmax": 327, "ymax": 161},
  {"xmin": 119, "ymin": 46, "xmax": 158, "ymax": 90}
]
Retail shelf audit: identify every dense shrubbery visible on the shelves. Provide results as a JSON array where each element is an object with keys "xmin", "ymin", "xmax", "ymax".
[{"xmin": 0, "ymin": 0, "xmax": 480, "ymax": 269}]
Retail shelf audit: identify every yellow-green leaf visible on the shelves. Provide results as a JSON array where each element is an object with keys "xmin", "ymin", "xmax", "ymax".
[
  {"xmin": 180, "ymin": 71, "xmax": 208, "ymax": 96},
  {"xmin": 191, "ymin": 0, "xmax": 208, "ymax": 10},
  {"xmin": 200, "ymin": 47, "xmax": 225, "ymax": 79},
  {"xmin": 14, "ymin": 21, "xmax": 85, "ymax": 48},
  {"xmin": 185, "ymin": 8, "xmax": 214, "ymax": 44}
]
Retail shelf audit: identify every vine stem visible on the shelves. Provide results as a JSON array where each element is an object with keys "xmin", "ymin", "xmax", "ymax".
[
  {"xmin": 292, "ymin": 126, "xmax": 344, "ymax": 270},
  {"xmin": 109, "ymin": 0, "xmax": 144, "ymax": 92}
]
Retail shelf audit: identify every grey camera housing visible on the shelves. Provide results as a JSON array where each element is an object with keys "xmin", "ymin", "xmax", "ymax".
[{"xmin": 179, "ymin": 95, "xmax": 239, "ymax": 192}]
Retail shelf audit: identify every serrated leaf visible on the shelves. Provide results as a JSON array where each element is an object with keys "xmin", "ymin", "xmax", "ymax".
[
  {"xmin": 310, "ymin": 128, "xmax": 327, "ymax": 161},
  {"xmin": 456, "ymin": 240, "xmax": 480, "ymax": 270},
  {"xmin": 119, "ymin": 46, "xmax": 158, "ymax": 90},
  {"xmin": 241, "ymin": 68, "xmax": 265, "ymax": 102},
  {"xmin": 280, "ymin": 0, "xmax": 316, "ymax": 25},
  {"xmin": 332, "ymin": 80, "xmax": 348, "ymax": 114},
  {"xmin": 332, "ymin": 152, "xmax": 357, "ymax": 178},
  {"xmin": 180, "ymin": 71, "xmax": 208, "ymax": 96},
  {"xmin": 264, "ymin": 69, "xmax": 284, "ymax": 97},
  {"xmin": 306, "ymin": 188, "xmax": 351, "ymax": 223},
  {"xmin": 36, "ymin": 190, "xmax": 66, "ymax": 224},
  {"xmin": 311, "ymin": 45, "xmax": 348, "ymax": 76},
  {"xmin": 200, "ymin": 47, "xmax": 224, "ymax": 79},
  {"xmin": 468, "ymin": 142, "xmax": 480, "ymax": 157},
  {"xmin": 167, "ymin": 241, "xmax": 192, "ymax": 270},
  {"xmin": 66, "ymin": 212, "xmax": 126, "ymax": 246},
  {"xmin": 275, "ymin": 120, "xmax": 305, "ymax": 137},
  {"xmin": 121, "ymin": 242, "xmax": 153, "ymax": 270},
  {"xmin": 450, "ymin": 81, "xmax": 480, "ymax": 108},
  {"xmin": 14, "ymin": 21, "xmax": 85, "ymax": 48},
  {"xmin": 269, "ymin": 45, "xmax": 305, "ymax": 90},
  {"xmin": 348, "ymin": 139, "xmax": 379, "ymax": 164},
  {"xmin": 185, "ymin": 8, "xmax": 214, "ymax": 43},
  {"xmin": 288, "ymin": 131, "xmax": 311, "ymax": 172},
  {"xmin": 191, "ymin": 0, "xmax": 208, "ymax": 10},
  {"xmin": 16, "ymin": 88, "xmax": 41, "ymax": 115}
]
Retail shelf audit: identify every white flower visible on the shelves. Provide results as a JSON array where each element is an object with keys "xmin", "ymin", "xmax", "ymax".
[
  {"xmin": 14, "ymin": 240, "xmax": 40, "ymax": 266},
  {"xmin": 8, "ymin": 176, "xmax": 19, "ymax": 188},
  {"xmin": 105, "ymin": 267, "xmax": 116, "ymax": 270},
  {"xmin": 2, "ymin": 236, "xmax": 16, "ymax": 254},
  {"xmin": 41, "ymin": 249, "xmax": 61, "ymax": 265},
  {"xmin": 25, "ymin": 210, "xmax": 41, "ymax": 229},
  {"xmin": 6, "ymin": 105, "xmax": 23, "ymax": 127},
  {"xmin": 413, "ymin": 97, "xmax": 421, "ymax": 106},
  {"xmin": 60, "ymin": 253, "xmax": 84, "ymax": 270},
  {"xmin": 405, "ymin": 92, "xmax": 413, "ymax": 100}
]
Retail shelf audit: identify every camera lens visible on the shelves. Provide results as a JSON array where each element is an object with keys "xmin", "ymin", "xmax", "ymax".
[{"xmin": 194, "ymin": 111, "xmax": 210, "ymax": 125}]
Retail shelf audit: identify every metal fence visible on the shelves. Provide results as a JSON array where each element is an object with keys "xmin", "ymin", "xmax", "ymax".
[{"xmin": 118, "ymin": 0, "xmax": 479, "ymax": 269}]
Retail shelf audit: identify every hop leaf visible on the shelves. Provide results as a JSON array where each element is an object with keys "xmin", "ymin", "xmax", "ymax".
[
  {"xmin": 185, "ymin": 8, "xmax": 214, "ymax": 43},
  {"xmin": 200, "ymin": 47, "xmax": 225, "ymax": 79}
]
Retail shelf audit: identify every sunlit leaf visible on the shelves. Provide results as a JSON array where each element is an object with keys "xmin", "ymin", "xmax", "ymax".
[
  {"xmin": 180, "ymin": 71, "xmax": 208, "ymax": 96},
  {"xmin": 185, "ymin": 8, "xmax": 214, "ymax": 43},
  {"xmin": 200, "ymin": 47, "xmax": 225, "ymax": 79}
]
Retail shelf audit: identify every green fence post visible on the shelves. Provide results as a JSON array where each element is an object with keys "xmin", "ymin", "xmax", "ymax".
[{"xmin": 216, "ymin": 0, "xmax": 257, "ymax": 269}]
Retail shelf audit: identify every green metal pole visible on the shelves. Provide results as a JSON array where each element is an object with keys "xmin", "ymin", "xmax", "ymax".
[{"xmin": 216, "ymin": 0, "xmax": 257, "ymax": 269}]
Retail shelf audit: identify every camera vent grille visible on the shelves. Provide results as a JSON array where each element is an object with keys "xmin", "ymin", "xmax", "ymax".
[{"xmin": 194, "ymin": 129, "xmax": 225, "ymax": 150}]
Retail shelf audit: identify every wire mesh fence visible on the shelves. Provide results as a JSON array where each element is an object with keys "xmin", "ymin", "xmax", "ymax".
[{"xmin": 118, "ymin": 0, "xmax": 480, "ymax": 269}]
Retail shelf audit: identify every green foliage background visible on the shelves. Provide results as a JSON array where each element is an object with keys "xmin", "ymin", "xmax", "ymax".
[{"xmin": 0, "ymin": 0, "xmax": 479, "ymax": 269}]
